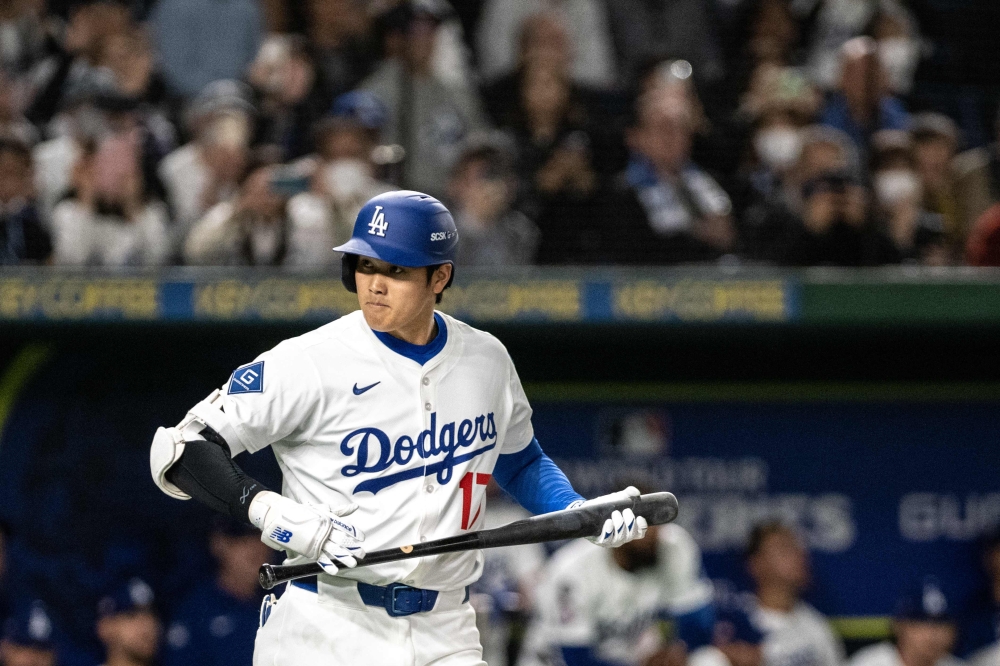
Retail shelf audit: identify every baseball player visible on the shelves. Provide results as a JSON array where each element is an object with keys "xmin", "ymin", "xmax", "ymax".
[
  {"xmin": 519, "ymin": 521, "xmax": 715, "ymax": 666},
  {"xmin": 149, "ymin": 190, "xmax": 649, "ymax": 666}
]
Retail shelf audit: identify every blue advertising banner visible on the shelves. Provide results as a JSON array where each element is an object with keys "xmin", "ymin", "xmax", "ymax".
[{"xmin": 530, "ymin": 399, "xmax": 1000, "ymax": 622}]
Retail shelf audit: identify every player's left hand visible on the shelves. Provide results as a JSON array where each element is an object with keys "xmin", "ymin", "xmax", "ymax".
[{"xmin": 579, "ymin": 486, "xmax": 649, "ymax": 548}]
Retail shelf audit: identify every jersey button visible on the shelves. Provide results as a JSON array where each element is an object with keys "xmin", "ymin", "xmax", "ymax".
[
  {"xmin": 424, "ymin": 402, "xmax": 432, "ymax": 411},
  {"xmin": 422, "ymin": 377, "xmax": 430, "ymax": 386},
  {"xmin": 419, "ymin": 536, "xmax": 427, "ymax": 542},
  {"xmin": 424, "ymin": 485, "xmax": 435, "ymax": 494}
]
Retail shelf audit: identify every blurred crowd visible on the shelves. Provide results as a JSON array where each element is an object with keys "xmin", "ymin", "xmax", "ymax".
[
  {"xmin": 4, "ymin": 506, "xmax": 1000, "ymax": 666},
  {"xmin": 3, "ymin": 0, "xmax": 1000, "ymax": 268}
]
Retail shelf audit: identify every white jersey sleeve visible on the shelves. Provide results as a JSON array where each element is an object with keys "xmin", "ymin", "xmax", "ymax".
[
  {"xmin": 500, "ymin": 358, "xmax": 534, "ymax": 455},
  {"xmin": 218, "ymin": 341, "xmax": 324, "ymax": 455}
]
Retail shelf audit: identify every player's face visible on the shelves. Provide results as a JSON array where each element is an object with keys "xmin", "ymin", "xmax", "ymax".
[
  {"xmin": 0, "ymin": 642, "xmax": 57, "ymax": 666},
  {"xmin": 894, "ymin": 620, "xmax": 956, "ymax": 666},
  {"xmin": 98, "ymin": 610, "xmax": 161, "ymax": 663},
  {"xmin": 355, "ymin": 257, "xmax": 451, "ymax": 343},
  {"xmin": 753, "ymin": 530, "xmax": 810, "ymax": 592}
]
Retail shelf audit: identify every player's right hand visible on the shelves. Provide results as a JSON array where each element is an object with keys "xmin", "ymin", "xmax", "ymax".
[{"xmin": 249, "ymin": 491, "xmax": 366, "ymax": 570}]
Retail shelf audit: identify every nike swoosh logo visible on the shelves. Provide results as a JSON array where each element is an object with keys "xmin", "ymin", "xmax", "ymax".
[{"xmin": 353, "ymin": 381, "xmax": 380, "ymax": 395}]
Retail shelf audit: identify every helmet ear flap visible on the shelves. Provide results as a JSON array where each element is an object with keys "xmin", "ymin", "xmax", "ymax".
[{"xmin": 341, "ymin": 254, "xmax": 359, "ymax": 293}]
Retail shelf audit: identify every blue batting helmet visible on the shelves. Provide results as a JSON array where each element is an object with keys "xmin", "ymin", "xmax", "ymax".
[{"xmin": 334, "ymin": 190, "xmax": 458, "ymax": 293}]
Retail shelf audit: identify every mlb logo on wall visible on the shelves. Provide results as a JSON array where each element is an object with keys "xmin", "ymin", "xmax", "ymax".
[{"xmin": 228, "ymin": 362, "xmax": 264, "ymax": 394}]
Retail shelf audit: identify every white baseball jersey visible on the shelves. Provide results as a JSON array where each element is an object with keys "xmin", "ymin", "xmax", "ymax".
[
  {"xmin": 519, "ymin": 524, "xmax": 714, "ymax": 666},
  {"xmin": 848, "ymin": 642, "xmax": 964, "ymax": 666},
  {"xmin": 750, "ymin": 601, "xmax": 845, "ymax": 666},
  {"xmin": 215, "ymin": 309, "xmax": 535, "ymax": 592}
]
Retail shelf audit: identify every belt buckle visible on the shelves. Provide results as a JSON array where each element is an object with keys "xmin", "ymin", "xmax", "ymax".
[{"xmin": 386, "ymin": 583, "xmax": 419, "ymax": 617}]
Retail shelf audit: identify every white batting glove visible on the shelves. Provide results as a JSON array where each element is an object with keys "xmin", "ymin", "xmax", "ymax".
[
  {"xmin": 248, "ymin": 492, "xmax": 366, "ymax": 571},
  {"xmin": 577, "ymin": 486, "xmax": 649, "ymax": 548}
]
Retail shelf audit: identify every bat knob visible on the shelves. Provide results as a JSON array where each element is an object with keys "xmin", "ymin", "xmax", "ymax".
[{"xmin": 259, "ymin": 564, "xmax": 277, "ymax": 590}]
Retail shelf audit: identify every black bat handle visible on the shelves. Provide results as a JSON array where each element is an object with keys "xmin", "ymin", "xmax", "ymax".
[{"xmin": 258, "ymin": 492, "xmax": 679, "ymax": 590}]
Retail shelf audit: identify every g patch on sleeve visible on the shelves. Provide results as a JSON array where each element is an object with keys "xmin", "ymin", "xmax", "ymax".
[{"xmin": 228, "ymin": 361, "xmax": 264, "ymax": 394}]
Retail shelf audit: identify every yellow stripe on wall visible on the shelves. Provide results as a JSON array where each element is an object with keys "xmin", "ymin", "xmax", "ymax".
[
  {"xmin": 0, "ymin": 343, "xmax": 51, "ymax": 446},
  {"xmin": 830, "ymin": 616, "xmax": 893, "ymax": 641}
]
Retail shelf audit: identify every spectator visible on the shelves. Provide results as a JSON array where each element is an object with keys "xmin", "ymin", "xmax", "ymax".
[
  {"xmin": 476, "ymin": 0, "xmax": 617, "ymax": 89},
  {"xmin": 744, "ymin": 522, "xmax": 845, "ymax": 666},
  {"xmin": 183, "ymin": 158, "xmax": 289, "ymax": 266},
  {"xmin": 0, "ymin": 602, "xmax": 58, "ymax": 666},
  {"xmin": 606, "ymin": 0, "xmax": 725, "ymax": 90},
  {"xmin": 248, "ymin": 34, "xmax": 328, "ymax": 161},
  {"xmin": 608, "ymin": 88, "xmax": 735, "ymax": 264},
  {"xmin": 98, "ymin": 28, "xmax": 171, "ymax": 120},
  {"xmin": 805, "ymin": 0, "xmax": 916, "ymax": 92},
  {"xmin": 0, "ymin": 0, "xmax": 49, "ymax": 75},
  {"xmin": 158, "ymin": 80, "xmax": 255, "ymax": 248},
  {"xmin": 965, "ymin": 203, "xmax": 1000, "ymax": 266},
  {"xmin": 869, "ymin": 130, "xmax": 949, "ymax": 265},
  {"xmin": 284, "ymin": 90, "xmax": 395, "ymax": 267},
  {"xmin": 304, "ymin": 0, "xmax": 379, "ymax": 98},
  {"xmin": 0, "ymin": 138, "xmax": 50, "ymax": 265},
  {"xmin": 361, "ymin": 0, "xmax": 488, "ymax": 199},
  {"xmin": 520, "ymin": 522, "xmax": 714, "ymax": 666},
  {"xmin": 447, "ymin": 138, "xmax": 539, "ymax": 267},
  {"xmin": 870, "ymin": 4, "xmax": 923, "ymax": 98},
  {"xmin": 782, "ymin": 169, "xmax": 902, "ymax": 266},
  {"xmin": 480, "ymin": 12, "xmax": 596, "ymax": 131},
  {"xmin": 906, "ymin": 113, "xmax": 963, "ymax": 256},
  {"xmin": 958, "ymin": 532, "xmax": 1000, "ymax": 663},
  {"xmin": 735, "ymin": 81, "xmax": 819, "ymax": 262},
  {"xmin": 849, "ymin": 578, "xmax": 963, "ymax": 666},
  {"xmin": 0, "ymin": 69, "xmax": 39, "ymax": 147},
  {"xmin": 163, "ymin": 519, "xmax": 273, "ymax": 666},
  {"xmin": 95, "ymin": 578, "xmax": 160, "ymax": 666},
  {"xmin": 24, "ymin": 1, "xmax": 130, "ymax": 128},
  {"xmin": 819, "ymin": 37, "xmax": 909, "ymax": 158},
  {"xmin": 51, "ymin": 132, "xmax": 170, "ymax": 266},
  {"xmin": 953, "ymin": 108, "xmax": 1000, "ymax": 249},
  {"xmin": 150, "ymin": 0, "xmax": 263, "ymax": 98}
]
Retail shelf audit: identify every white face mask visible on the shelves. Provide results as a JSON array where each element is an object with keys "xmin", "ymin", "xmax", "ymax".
[
  {"xmin": 323, "ymin": 159, "xmax": 372, "ymax": 200},
  {"xmin": 878, "ymin": 38, "xmax": 919, "ymax": 95},
  {"xmin": 874, "ymin": 169, "xmax": 921, "ymax": 207},
  {"xmin": 754, "ymin": 127, "xmax": 803, "ymax": 172}
]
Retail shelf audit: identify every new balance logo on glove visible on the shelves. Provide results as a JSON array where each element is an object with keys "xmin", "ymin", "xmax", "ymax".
[{"xmin": 270, "ymin": 527, "xmax": 293, "ymax": 544}]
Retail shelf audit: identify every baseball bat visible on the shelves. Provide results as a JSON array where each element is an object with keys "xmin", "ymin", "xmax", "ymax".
[{"xmin": 259, "ymin": 491, "xmax": 678, "ymax": 590}]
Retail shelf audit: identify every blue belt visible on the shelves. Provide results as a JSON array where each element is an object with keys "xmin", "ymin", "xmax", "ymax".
[{"xmin": 291, "ymin": 576, "xmax": 467, "ymax": 618}]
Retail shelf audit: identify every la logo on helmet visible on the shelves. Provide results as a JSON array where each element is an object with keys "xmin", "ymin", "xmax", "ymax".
[{"xmin": 368, "ymin": 205, "xmax": 388, "ymax": 237}]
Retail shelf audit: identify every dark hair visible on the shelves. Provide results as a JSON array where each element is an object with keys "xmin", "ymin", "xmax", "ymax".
[
  {"xmin": 745, "ymin": 521, "xmax": 795, "ymax": 560},
  {"xmin": 342, "ymin": 254, "xmax": 453, "ymax": 304}
]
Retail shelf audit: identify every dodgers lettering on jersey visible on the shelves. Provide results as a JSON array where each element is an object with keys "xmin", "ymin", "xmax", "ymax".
[{"xmin": 210, "ymin": 310, "xmax": 534, "ymax": 592}]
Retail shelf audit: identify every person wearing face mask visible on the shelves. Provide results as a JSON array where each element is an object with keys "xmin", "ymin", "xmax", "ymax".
[
  {"xmin": 283, "ymin": 90, "xmax": 395, "ymax": 267},
  {"xmin": 869, "ymin": 130, "xmax": 948, "ymax": 265},
  {"xmin": 870, "ymin": 7, "xmax": 922, "ymax": 98},
  {"xmin": 51, "ymin": 131, "xmax": 171, "ymax": 266},
  {"xmin": 819, "ymin": 37, "xmax": 909, "ymax": 159}
]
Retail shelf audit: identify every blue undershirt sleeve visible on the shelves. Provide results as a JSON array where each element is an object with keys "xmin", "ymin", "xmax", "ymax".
[
  {"xmin": 560, "ymin": 647, "xmax": 618, "ymax": 666},
  {"xmin": 493, "ymin": 438, "xmax": 585, "ymax": 515},
  {"xmin": 673, "ymin": 603, "xmax": 716, "ymax": 650}
]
